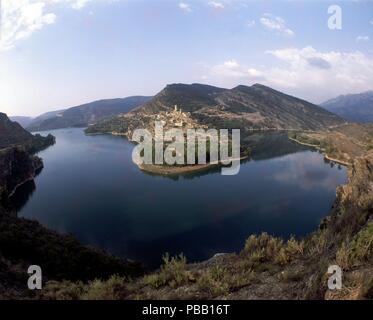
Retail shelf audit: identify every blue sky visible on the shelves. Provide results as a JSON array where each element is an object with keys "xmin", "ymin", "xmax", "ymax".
[{"xmin": 1, "ymin": 0, "xmax": 373, "ymax": 117}]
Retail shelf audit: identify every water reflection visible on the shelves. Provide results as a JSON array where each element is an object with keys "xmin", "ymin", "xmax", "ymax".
[
  {"xmin": 140, "ymin": 132, "xmax": 311, "ymax": 180},
  {"xmin": 14, "ymin": 128, "xmax": 347, "ymax": 269}
]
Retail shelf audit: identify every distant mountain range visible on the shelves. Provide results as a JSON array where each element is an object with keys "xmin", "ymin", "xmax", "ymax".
[
  {"xmin": 86, "ymin": 83, "xmax": 345, "ymax": 135},
  {"xmin": 9, "ymin": 116, "xmax": 34, "ymax": 128},
  {"xmin": 14, "ymin": 96, "xmax": 152, "ymax": 132},
  {"xmin": 321, "ymin": 91, "xmax": 373, "ymax": 123}
]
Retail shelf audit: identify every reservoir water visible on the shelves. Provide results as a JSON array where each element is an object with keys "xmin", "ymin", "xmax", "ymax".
[{"xmin": 13, "ymin": 128, "xmax": 347, "ymax": 268}]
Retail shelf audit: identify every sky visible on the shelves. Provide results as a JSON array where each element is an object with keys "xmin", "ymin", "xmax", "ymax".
[{"xmin": 0, "ymin": 0, "xmax": 373, "ymax": 117}]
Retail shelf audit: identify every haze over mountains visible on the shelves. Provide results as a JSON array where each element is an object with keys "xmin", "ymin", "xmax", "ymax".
[
  {"xmin": 22, "ymin": 96, "xmax": 152, "ymax": 132},
  {"xmin": 321, "ymin": 91, "xmax": 373, "ymax": 123},
  {"xmin": 86, "ymin": 83, "xmax": 345, "ymax": 135},
  {"xmin": 0, "ymin": 113, "xmax": 54, "ymax": 150},
  {"xmin": 9, "ymin": 116, "xmax": 34, "ymax": 128}
]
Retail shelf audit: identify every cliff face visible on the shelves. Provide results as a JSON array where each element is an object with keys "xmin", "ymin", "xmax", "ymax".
[
  {"xmin": 0, "ymin": 112, "xmax": 55, "ymax": 153},
  {"xmin": 0, "ymin": 147, "xmax": 42, "ymax": 201},
  {"xmin": 0, "ymin": 112, "xmax": 54, "ymax": 202}
]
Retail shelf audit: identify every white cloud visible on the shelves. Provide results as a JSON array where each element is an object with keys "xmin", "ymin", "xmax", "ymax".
[
  {"xmin": 208, "ymin": 1, "xmax": 224, "ymax": 9},
  {"xmin": 247, "ymin": 20, "xmax": 255, "ymax": 27},
  {"xmin": 356, "ymin": 35, "xmax": 370, "ymax": 42},
  {"xmin": 48, "ymin": 0, "xmax": 93, "ymax": 10},
  {"xmin": 179, "ymin": 2, "xmax": 192, "ymax": 12},
  {"xmin": 0, "ymin": 0, "xmax": 97, "ymax": 52},
  {"xmin": 69, "ymin": 0, "xmax": 91, "ymax": 10},
  {"xmin": 1, "ymin": 1, "xmax": 56, "ymax": 51},
  {"xmin": 208, "ymin": 59, "xmax": 265, "ymax": 81},
  {"xmin": 209, "ymin": 60, "xmax": 246, "ymax": 78},
  {"xmin": 265, "ymin": 47, "xmax": 373, "ymax": 101},
  {"xmin": 259, "ymin": 13, "xmax": 295, "ymax": 37},
  {"xmin": 204, "ymin": 47, "xmax": 373, "ymax": 103}
]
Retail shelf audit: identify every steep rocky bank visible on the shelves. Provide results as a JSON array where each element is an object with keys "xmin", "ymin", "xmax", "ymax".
[{"xmin": 0, "ymin": 147, "xmax": 43, "ymax": 200}]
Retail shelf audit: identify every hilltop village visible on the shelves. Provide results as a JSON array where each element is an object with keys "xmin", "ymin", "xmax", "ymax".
[{"xmin": 153, "ymin": 105, "xmax": 206, "ymax": 133}]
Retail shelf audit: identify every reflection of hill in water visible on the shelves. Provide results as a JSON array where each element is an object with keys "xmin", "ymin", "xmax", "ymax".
[
  {"xmin": 143, "ymin": 132, "xmax": 312, "ymax": 180},
  {"xmin": 140, "ymin": 160, "xmax": 251, "ymax": 181},
  {"xmin": 242, "ymin": 131, "xmax": 311, "ymax": 161}
]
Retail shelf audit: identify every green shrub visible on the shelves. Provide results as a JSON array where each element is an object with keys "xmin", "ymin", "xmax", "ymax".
[
  {"xmin": 243, "ymin": 233, "xmax": 284, "ymax": 266},
  {"xmin": 143, "ymin": 253, "xmax": 189, "ymax": 289},
  {"xmin": 43, "ymin": 275, "xmax": 128, "ymax": 300},
  {"xmin": 196, "ymin": 265, "xmax": 253, "ymax": 297},
  {"xmin": 80, "ymin": 275, "xmax": 128, "ymax": 300},
  {"xmin": 142, "ymin": 273, "xmax": 167, "ymax": 289},
  {"xmin": 347, "ymin": 222, "xmax": 373, "ymax": 267},
  {"xmin": 243, "ymin": 233, "xmax": 304, "ymax": 267},
  {"xmin": 43, "ymin": 280, "xmax": 85, "ymax": 300},
  {"xmin": 307, "ymin": 230, "xmax": 328, "ymax": 256},
  {"xmin": 336, "ymin": 241, "xmax": 350, "ymax": 270},
  {"xmin": 196, "ymin": 266, "xmax": 229, "ymax": 297}
]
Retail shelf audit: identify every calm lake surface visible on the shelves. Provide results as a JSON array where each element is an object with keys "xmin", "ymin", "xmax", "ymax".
[{"xmin": 13, "ymin": 128, "xmax": 347, "ymax": 268}]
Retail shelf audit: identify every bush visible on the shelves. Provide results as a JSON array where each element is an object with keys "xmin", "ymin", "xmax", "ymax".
[
  {"xmin": 196, "ymin": 264, "xmax": 253, "ymax": 298},
  {"xmin": 336, "ymin": 242, "xmax": 350, "ymax": 270},
  {"xmin": 42, "ymin": 280, "xmax": 85, "ymax": 300},
  {"xmin": 80, "ymin": 275, "xmax": 128, "ymax": 300},
  {"xmin": 143, "ymin": 253, "xmax": 189, "ymax": 289},
  {"xmin": 243, "ymin": 233, "xmax": 284, "ymax": 265},
  {"xmin": 347, "ymin": 222, "xmax": 373, "ymax": 267},
  {"xmin": 196, "ymin": 266, "xmax": 229, "ymax": 297},
  {"xmin": 307, "ymin": 230, "xmax": 328, "ymax": 256},
  {"xmin": 243, "ymin": 233, "xmax": 304, "ymax": 267},
  {"xmin": 43, "ymin": 275, "xmax": 128, "ymax": 300}
]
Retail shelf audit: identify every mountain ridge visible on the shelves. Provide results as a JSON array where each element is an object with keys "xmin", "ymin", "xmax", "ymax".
[
  {"xmin": 9, "ymin": 116, "xmax": 34, "ymax": 128},
  {"xmin": 86, "ymin": 83, "xmax": 345, "ymax": 136},
  {"xmin": 321, "ymin": 91, "xmax": 373, "ymax": 123},
  {"xmin": 27, "ymin": 96, "xmax": 152, "ymax": 132}
]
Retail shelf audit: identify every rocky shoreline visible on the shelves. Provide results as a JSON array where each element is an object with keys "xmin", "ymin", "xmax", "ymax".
[{"xmin": 288, "ymin": 136, "xmax": 351, "ymax": 166}]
